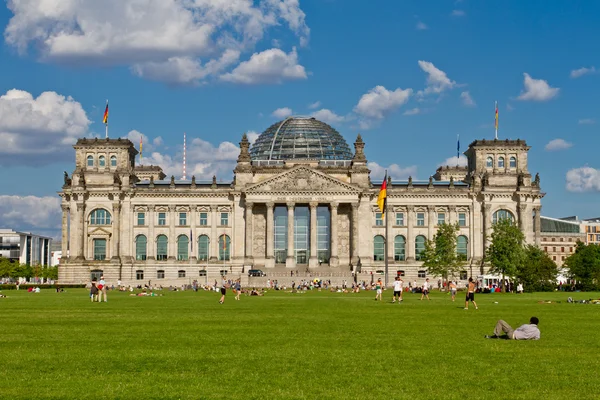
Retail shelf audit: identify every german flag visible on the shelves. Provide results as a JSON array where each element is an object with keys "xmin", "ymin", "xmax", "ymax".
[
  {"xmin": 377, "ymin": 171, "xmax": 387, "ymax": 218},
  {"xmin": 494, "ymin": 101, "xmax": 498, "ymax": 131},
  {"xmin": 102, "ymin": 101, "xmax": 109, "ymax": 125}
]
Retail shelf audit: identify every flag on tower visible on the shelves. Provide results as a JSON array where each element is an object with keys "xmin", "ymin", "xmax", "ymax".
[
  {"xmin": 139, "ymin": 136, "xmax": 143, "ymax": 158},
  {"xmin": 102, "ymin": 101, "xmax": 109, "ymax": 124},
  {"xmin": 377, "ymin": 171, "xmax": 388, "ymax": 218},
  {"xmin": 494, "ymin": 101, "xmax": 499, "ymax": 131}
]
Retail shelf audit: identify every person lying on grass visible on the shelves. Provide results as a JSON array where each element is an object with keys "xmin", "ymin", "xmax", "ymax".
[{"xmin": 485, "ymin": 316, "xmax": 540, "ymax": 340}]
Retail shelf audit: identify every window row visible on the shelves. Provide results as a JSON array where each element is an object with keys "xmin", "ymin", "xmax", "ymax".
[
  {"xmin": 544, "ymin": 246, "xmax": 573, "ymax": 254},
  {"xmin": 135, "ymin": 269, "xmax": 221, "ymax": 280},
  {"xmin": 137, "ymin": 212, "xmax": 228, "ymax": 227},
  {"xmin": 375, "ymin": 212, "xmax": 468, "ymax": 227},
  {"xmin": 486, "ymin": 155, "xmax": 517, "ymax": 169},
  {"xmin": 87, "ymin": 154, "xmax": 117, "ymax": 167},
  {"xmin": 134, "ymin": 234, "xmax": 230, "ymax": 261},
  {"xmin": 373, "ymin": 235, "xmax": 469, "ymax": 262}
]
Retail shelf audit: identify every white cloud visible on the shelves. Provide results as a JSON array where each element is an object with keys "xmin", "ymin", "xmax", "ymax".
[
  {"xmin": 5, "ymin": 0, "xmax": 309, "ymax": 85},
  {"xmin": 153, "ymin": 136, "xmax": 164, "ymax": 146},
  {"xmin": 403, "ymin": 108, "xmax": 421, "ymax": 116},
  {"xmin": 368, "ymin": 162, "xmax": 417, "ymax": 180},
  {"xmin": 354, "ymin": 85, "xmax": 412, "ymax": 120},
  {"xmin": 545, "ymin": 139, "xmax": 573, "ymax": 151},
  {"xmin": 578, "ymin": 118, "xmax": 595, "ymax": 125},
  {"xmin": 517, "ymin": 73, "xmax": 560, "ymax": 101},
  {"xmin": 272, "ymin": 107, "xmax": 293, "ymax": 119},
  {"xmin": 416, "ymin": 21, "xmax": 428, "ymax": 30},
  {"xmin": 570, "ymin": 66, "xmax": 596, "ymax": 78},
  {"xmin": 439, "ymin": 155, "xmax": 468, "ymax": 167},
  {"xmin": 311, "ymin": 109, "xmax": 345, "ymax": 124},
  {"xmin": 566, "ymin": 167, "xmax": 600, "ymax": 192},
  {"xmin": 0, "ymin": 89, "xmax": 90, "ymax": 165},
  {"xmin": 308, "ymin": 101, "xmax": 321, "ymax": 109},
  {"xmin": 460, "ymin": 91, "xmax": 476, "ymax": 107},
  {"xmin": 451, "ymin": 10, "xmax": 466, "ymax": 16},
  {"xmin": 220, "ymin": 47, "xmax": 307, "ymax": 84},
  {"xmin": 246, "ymin": 131, "xmax": 260, "ymax": 145},
  {"xmin": 417, "ymin": 60, "xmax": 456, "ymax": 96},
  {"xmin": 0, "ymin": 195, "xmax": 61, "ymax": 238}
]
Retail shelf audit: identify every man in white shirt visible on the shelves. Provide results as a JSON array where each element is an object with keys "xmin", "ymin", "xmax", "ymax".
[
  {"xmin": 420, "ymin": 278, "xmax": 431, "ymax": 300},
  {"xmin": 98, "ymin": 276, "xmax": 107, "ymax": 302},
  {"xmin": 392, "ymin": 277, "xmax": 403, "ymax": 303},
  {"xmin": 486, "ymin": 317, "xmax": 540, "ymax": 340}
]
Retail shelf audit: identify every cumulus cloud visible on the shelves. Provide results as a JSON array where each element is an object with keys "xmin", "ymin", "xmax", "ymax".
[
  {"xmin": 368, "ymin": 162, "xmax": 417, "ymax": 180},
  {"xmin": 308, "ymin": 101, "xmax": 321, "ymax": 109},
  {"xmin": 416, "ymin": 21, "xmax": 428, "ymax": 30},
  {"xmin": 403, "ymin": 108, "xmax": 421, "ymax": 116},
  {"xmin": 272, "ymin": 107, "xmax": 293, "ymax": 119},
  {"xmin": 578, "ymin": 118, "xmax": 595, "ymax": 125},
  {"xmin": 451, "ymin": 10, "xmax": 466, "ymax": 16},
  {"xmin": 570, "ymin": 67, "xmax": 596, "ymax": 78},
  {"xmin": 439, "ymin": 155, "xmax": 468, "ymax": 167},
  {"xmin": 0, "ymin": 89, "xmax": 90, "ymax": 165},
  {"xmin": 153, "ymin": 137, "xmax": 164, "ymax": 146},
  {"xmin": 310, "ymin": 109, "xmax": 345, "ymax": 124},
  {"xmin": 4, "ymin": 0, "xmax": 309, "ymax": 85},
  {"xmin": 566, "ymin": 167, "xmax": 600, "ymax": 192},
  {"xmin": 0, "ymin": 195, "xmax": 62, "ymax": 238},
  {"xmin": 354, "ymin": 86, "xmax": 412, "ymax": 120},
  {"xmin": 545, "ymin": 139, "xmax": 573, "ymax": 151},
  {"xmin": 220, "ymin": 47, "xmax": 307, "ymax": 84},
  {"xmin": 517, "ymin": 73, "xmax": 559, "ymax": 101},
  {"xmin": 246, "ymin": 131, "xmax": 260, "ymax": 145},
  {"xmin": 417, "ymin": 60, "xmax": 457, "ymax": 96},
  {"xmin": 460, "ymin": 91, "xmax": 476, "ymax": 107}
]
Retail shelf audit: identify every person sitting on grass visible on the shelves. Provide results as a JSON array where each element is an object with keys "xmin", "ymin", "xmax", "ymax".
[{"xmin": 485, "ymin": 317, "xmax": 540, "ymax": 340}]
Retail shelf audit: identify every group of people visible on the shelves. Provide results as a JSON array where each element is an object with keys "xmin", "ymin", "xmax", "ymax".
[{"xmin": 89, "ymin": 276, "xmax": 108, "ymax": 302}]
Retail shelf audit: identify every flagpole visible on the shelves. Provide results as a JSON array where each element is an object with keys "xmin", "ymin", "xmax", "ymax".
[
  {"xmin": 495, "ymin": 101, "xmax": 498, "ymax": 140},
  {"xmin": 105, "ymin": 123, "xmax": 108, "ymax": 139},
  {"xmin": 384, "ymin": 172, "xmax": 389, "ymax": 289},
  {"xmin": 456, "ymin": 134, "xmax": 460, "ymax": 167}
]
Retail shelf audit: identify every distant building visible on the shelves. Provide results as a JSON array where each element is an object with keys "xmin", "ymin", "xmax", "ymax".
[
  {"xmin": 0, "ymin": 229, "xmax": 52, "ymax": 266},
  {"xmin": 558, "ymin": 216, "xmax": 600, "ymax": 246},
  {"xmin": 540, "ymin": 217, "xmax": 584, "ymax": 267}
]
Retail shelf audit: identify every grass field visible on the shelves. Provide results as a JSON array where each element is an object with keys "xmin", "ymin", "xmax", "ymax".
[{"xmin": 1, "ymin": 288, "xmax": 599, "ymax": 400}]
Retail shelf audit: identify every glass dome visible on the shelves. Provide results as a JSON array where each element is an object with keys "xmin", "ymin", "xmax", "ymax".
[{"xmin": 249, "ymin": 116, "xmax": 353, "ymax": 161}]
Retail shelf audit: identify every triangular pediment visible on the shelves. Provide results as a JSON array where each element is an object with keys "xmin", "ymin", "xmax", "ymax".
[
  {"xmin": 245, "ymin": 166, "xmax": 360, "ymax": 194},
  {"xmin": 88, "ymin": 227, "xmax": 112, "ymax": 236}
]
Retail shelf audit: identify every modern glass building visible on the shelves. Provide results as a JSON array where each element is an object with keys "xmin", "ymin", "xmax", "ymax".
[{"xmin": 0, "ymin": 229, "xmax": 52, "ymax": 266}]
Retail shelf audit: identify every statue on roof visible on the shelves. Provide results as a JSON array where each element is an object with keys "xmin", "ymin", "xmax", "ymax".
[
  {"xmin": 534, "ymin": 173, "xmax": 540, "ymax": 187},
  {"xmin": 63, "ymin": 171, "xmax": 71, "ymax": 187}
]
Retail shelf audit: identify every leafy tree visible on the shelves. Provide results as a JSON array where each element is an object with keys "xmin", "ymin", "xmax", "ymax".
[
  {"xmin": 564, "ymin": 242, "xmax": 600, "ymax": 291},
  {"xmin": 0, "ymin": 257, "xmax": 16, "ymax": 279},
  {"xmin": 421, "ymin": 223, "xmax": 462, "ymax": 279},
  {"xmin": 517, "ymin": 245, "xmax": 558, "ymax": 292},
  {"xmin": 42, "ymin": 266, "xmax": 59, "ymax": 281},
  {"xmin": 486, "ymin": 217, "xmax": 525, "ymax": 292},
  {"xmin": 10, "ymin": 263, "xmax": 33, "ymax": 280}
]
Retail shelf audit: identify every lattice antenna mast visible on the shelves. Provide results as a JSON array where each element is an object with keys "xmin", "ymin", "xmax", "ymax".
[{"xmin": 182, "ymin": 132, "xmax": 187, "ymax": 180}]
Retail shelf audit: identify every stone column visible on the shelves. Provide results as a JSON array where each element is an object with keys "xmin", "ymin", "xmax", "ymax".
[
  {"xmin": 168, "ymin": 205, "xmax": 176, "ymax": 260},
  {"xmin": 351, "ymin": 203, "xmax": 359, "ymax": 265},
  {"xmin": 329, "ymin": 202, "xmax": 339, "ymax": 267},
  {"xmin": 265, "ymin": 202, "xmax": 275, "ymax": 268},
  {"xmin": 386, "ymin": 203, "xmax": 394, "ymax": 263},
  {"xmin": 286, "ymin": 202, "xmax": 295, "ymax": 268},
  {"xmin": 77, "ymin": 202, "xmax": 85, "ymax": 260},
  {"xmin": 111, "ymin": 203, "xmax": 121, "ymax": 261},
  {"xmin": 245, "ymin": 202, "xmax": 254, "ymax": 264},
  {"xmin": 190, "ymin": 207, "xmax": 197, "ymax": 261},
  {"xmin": 518, "ymin": 204, "xmax": 527, "ymax": 230},
  {"xmin": 406, "ymin": 205, "xmax": 414, "ymax": 261},
  {"xmin": 448, "ymin": 206, "xmax": 456, "ymax": 225},
  {"xmin": 309, "ymin": 202, "xmax": 319, "ymax": 268},
  {"xmin": 210, "ymin": 205, "xmax": 218, "ymax": 261},
  {"xmin": 534, "ymin": 206, "xmax": 542, "ymax": 246},
  {"xmin": 148, "ymin": 206, "xmax": 155, "ymax": 260},
  {"xmin": 483, "ymin": 203, "xmax": 492, "ymax": 250},
  {"xmin": 61, "ymin": 205, "xmax": 69, "ymax": 262},
  {"xmin": 427, "ymin": 205, "xmax": 435, "ymax": 240}
]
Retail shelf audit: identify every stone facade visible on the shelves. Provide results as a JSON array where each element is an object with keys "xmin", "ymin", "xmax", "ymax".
[{"xmin": 58, "ymin": 133, "xmax": 543, "ymax": 285}]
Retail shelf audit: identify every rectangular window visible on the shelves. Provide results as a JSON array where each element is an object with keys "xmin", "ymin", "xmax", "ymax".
[
  {"xmin": 416, "ymin": 213, "xmax": 425, "ymax": 226},
  {"xmin": 199, "ymin": 212, "xmax": 208, "ymax": 226},
  {"xmin": 137, "ymin": 212, "xmax": 145, "ymax": 226},
  {"xmin": 157, "ymin": 270, "xmax": 165, "ymax": 279},
  {"xmin": 93, "ymin": 239, "xmax": 106, "ymax": 261},
  {"xmin": 220, "ymin": 213, "xmax": 229, "ymax": 226},
  {"xmin": 136, "ymin": 270, "xmax": 144, "ymax": 280},
  {"xmin": 418, "ymin": 270, "xmax": 426, "ymax": 278},
  {"xmin": 179, "ymin": 212, "xmax": 187, "ymax": 226},
  {"xmin": 597, "ymin": 234, "xmax": 600, "ymax": 242},
  {"xmin": 178, "ymin": 270, "xmax": 186, "ymax": 278},
  {"xmin": 561, "ymin": 247, "xmax": 564, "ymax": 252},
  {"xmin": 158, "ymin": 212, "xmax": 166, "ymax": 226},
  {"xmin": 375, "ymin": 212, "xmax": 383, "ymax": 226},
  {"xmin": 395, "ymin": 213, "xmax": 404, "ymax": 226},
  {"xmin": 553, "ymin": 247, "xmax": 556, "ymax": 252},
  {"xmin": 458, "ymin": 213, "xmax": 466, "ymax": 227},
  {"xmin": 437, "ymin": 213, "xmax": 445, "ymax": 225}
]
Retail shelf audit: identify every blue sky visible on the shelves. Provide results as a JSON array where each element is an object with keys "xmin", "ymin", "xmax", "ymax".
[{"xmin": 0, "ymin": 0, "xmax": 599, "ymax": 238}]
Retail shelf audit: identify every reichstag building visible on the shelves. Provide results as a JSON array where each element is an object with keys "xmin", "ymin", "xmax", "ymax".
[{"xmin": 58, "ymin": 117, "xmax": 543, "ymax": 284}]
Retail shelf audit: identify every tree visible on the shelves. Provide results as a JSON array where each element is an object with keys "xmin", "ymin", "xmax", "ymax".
[
  {"xmin": 0, "ymin": 257, "xmax": 16, "ymax": 279},
  {"xmin": 421, "ymin": 223, "xmax": 462, "ymax": 279},
  {"xmin": 517, "ymin": 245, "xmax": 558, "ymax": 292},
  {"xmin": 486, "ymin": 217, "xmax": 525, "ymax": 292},
  {"xmin": 42, "ymin": 266, "xmax": 59, "ymax": 281},
  {"xmin": 563, "ymin": 242, "xmax": 600, "ymax": 291}
]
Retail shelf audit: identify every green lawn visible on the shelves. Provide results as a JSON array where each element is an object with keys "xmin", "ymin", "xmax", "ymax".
[{"xmin": 1, "ymin": 288, "xmax": 599, "ymax": 399}]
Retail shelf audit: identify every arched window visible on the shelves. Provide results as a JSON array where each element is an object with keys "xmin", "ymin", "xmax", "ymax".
[
  {"xmin": 135, "ymin": 235, "xmax": 147, "ymax": 260},
  {"xmin": 177, "ymin": 235, "xmax": 189, "ymax": 261},
  {"xmin": 110, "ymin": 155, "xmax": 117, "ymax": 167},
  {"xmin": 498, "ymin": 156, "xmax": 505, "ymax": 169},
  {"xmin": 415, "ymin": 235, "xmax": 426, "ymax": 261},
  {"xmin": 509, "ymin": 156, "xmax": 517, "ymax": 168},
  {"xmin": 198, "ymin": 235, "xmax": 209, "ymax": 261},
  {"xmin": 156, "ymin": 235, "xmax": 168, "ymax": 261},
  {"xmin": 492, "ymin": 209, "xmax": 515, "ymax": 224},
  {"xmin": 394, "ymin": 235, "xmax": 406, "ymax": 261},
  {"xmin": 457, "ymin": 235, "xmax": 468, "ymax": 260},
  {"xmin": 99, "ymin": 155, "xmax": 106, "ymax": 167},
  {"xmin": 90, "ymin": 209, "xmax": 111, "ymax": 225},
  {"xmin": 486, "ymin": 156, "xmax": 493, "ymax": 168},
  {"xmin": 87, "ymin": 155, "xmax": 94, "ymax": 167},
  {"xmin": 219, "ymin": 235, "xmax": 231, "ymax": 261},
  {"xmin": 373, "ymin": 235, "xmax": 385, "ymax": 261}
]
